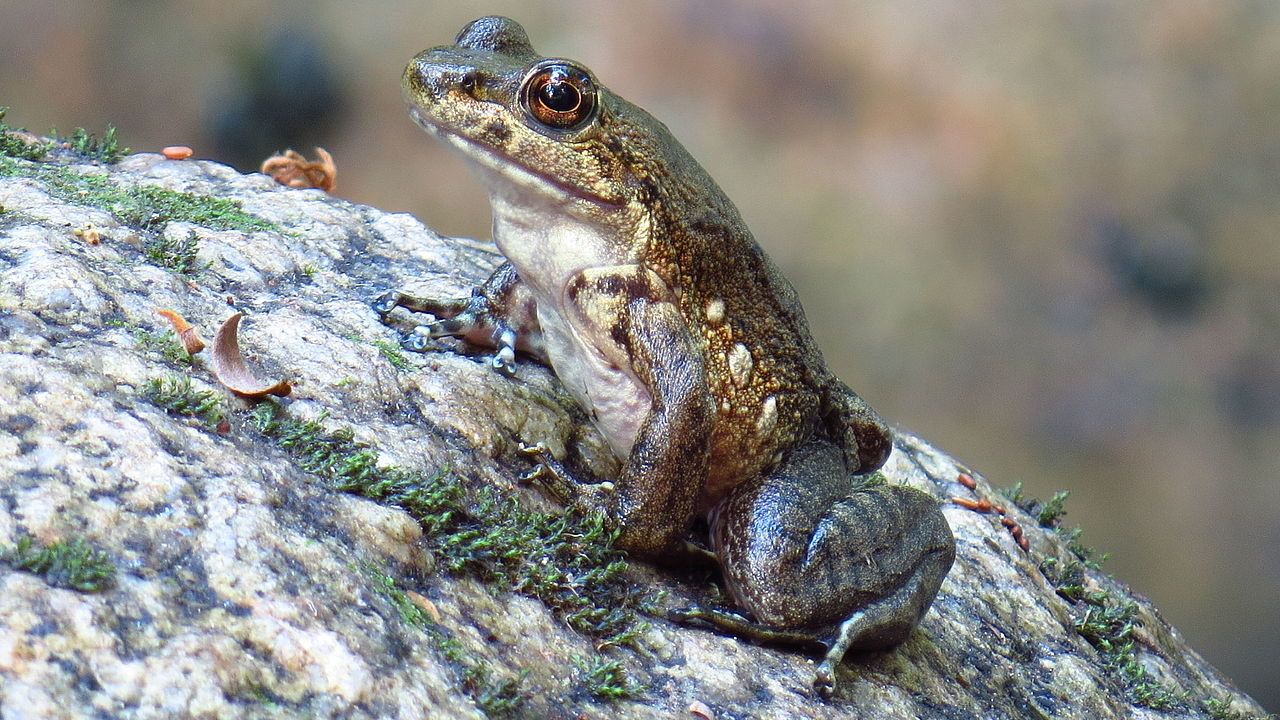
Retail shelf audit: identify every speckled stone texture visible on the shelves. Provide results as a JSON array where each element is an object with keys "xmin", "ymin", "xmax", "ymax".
[{"xmin": 0, "ymin": 153, "xmax": 1267, "ymax": 719}]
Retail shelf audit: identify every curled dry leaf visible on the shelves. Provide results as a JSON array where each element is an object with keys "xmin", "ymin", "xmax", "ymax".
[
  {"xmin": 405, "ymin": 591, "xmax": 442, "ymax": 623},
  {"xmin": 951, "ymin": 497, "xmax": 993, "ymax": 513},
  {"xmin": 74, "ymin": 223, "xmax": 102, "ymax": 246},
  {"xmin": 260, "ymin": 147, "xmax": 337, "ymax": 192},
  {"xmin": 156, "ymin": 308, "xmax": 206, "ymax": 354},
  {"xmin": 688, "ymin": 700, "xmax": 715, "ymax": 719},
  {"xmin": 209, "ymin": 312, "xmax": 292, "ymax": 399},
  {"xmin": 161, "ymin": 145, "xmax": 194, "ymax": 160}
]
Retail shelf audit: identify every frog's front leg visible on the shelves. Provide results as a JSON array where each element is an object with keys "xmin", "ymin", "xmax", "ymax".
[
  {"xmin": 702, "ymin": 440, "xmax": 955, "ymax": 698},
  {"xmin": 375, "ymin": 262, "xmax": 545, "ymax": 371},
  {"xmin": 564, "ymin": 266, "xmax": 715, "ymax": 555}
]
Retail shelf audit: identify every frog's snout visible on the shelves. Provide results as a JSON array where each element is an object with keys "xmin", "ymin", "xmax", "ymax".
[{"xmin": 402, "ymin": 53, "xmax": 470, "ymax": 106}]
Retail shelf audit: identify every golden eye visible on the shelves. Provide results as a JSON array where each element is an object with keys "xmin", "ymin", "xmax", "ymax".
[{"xmin": 520, "ymin": 61, "xmax": 597, "ymax": 132}]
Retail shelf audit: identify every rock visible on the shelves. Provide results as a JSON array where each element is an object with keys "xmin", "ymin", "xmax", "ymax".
[{"xmin": 0, "ymin": 148, "xmax": 1269, "ymax": 719}]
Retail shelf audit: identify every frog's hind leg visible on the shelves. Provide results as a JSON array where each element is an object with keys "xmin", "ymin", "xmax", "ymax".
[{"xmin": 707, "ymin": 440, "xmax": 955, "ymax": 696}]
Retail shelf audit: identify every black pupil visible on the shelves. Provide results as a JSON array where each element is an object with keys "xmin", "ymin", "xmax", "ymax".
[{"xmin": 540, "ymin": 73, "xmax": 580, "ymax": 113}]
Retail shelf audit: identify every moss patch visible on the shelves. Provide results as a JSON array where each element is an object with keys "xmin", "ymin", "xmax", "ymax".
[
  {"xmin": 143, "ymin": 230, "xmax": 203, "ymax": 274},
  {"xmin": 0, "ymin": 155, "xmax": 276, "ymax": 234},
  {"xmin": 367, "ymin": 565, "xmax": 526, "ymax": 714},
  {"xmin": 371, "ymin": 338, "xmax": 412, "ymax": 371},
  {"xmin": 0, "ymin": 108, "xmax": 54, "ymax": 160},
  {"xmin": 575, "ymin": 655, "xmax": 639, "ymax": 701},
  {"xmin": 1010, "ymin": 484, "xmax": 1193, "ymax": 711},
  {"xmin": 60, "ymin": 125, "xmax": 127, "ymax": 164},
  {"xmin": 2, "ymin": 108, "xmax": 127, "ymax": 164},
  {"xmin": 245, "ymin": 402, "xmax": 641, "ymax": 647},
  {"xmin": 142, "ymin": 374, "xmax": 225, "ymax": 428},
  {"xmin": 1202, "ymin": 697, "xmax": 1277, "ymax": 720},
  {"xmin": 3, "ymin": 535, "xmax": 116, "ymax": 592},
  {"xmin": 126, "ymin": 324, "xmax": 196, "ymax": 366}
]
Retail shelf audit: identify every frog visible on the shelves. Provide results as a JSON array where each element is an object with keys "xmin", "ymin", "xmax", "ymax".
[{"xmin": 376, "ymin": 16, "xmax": 956, "ymax": 697}]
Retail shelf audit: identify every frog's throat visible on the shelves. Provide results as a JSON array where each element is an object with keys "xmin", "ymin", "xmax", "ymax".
[{"xmin": 411, "ymin": 108, "xmax": 620, "ymax": 210}]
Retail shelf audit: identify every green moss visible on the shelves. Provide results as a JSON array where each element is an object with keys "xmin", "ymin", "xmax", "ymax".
[
  {"xmin": 1036, "ymin": 490, "xmax": 1070, "ymax": 527},
  {"xmin": 368, "ymin": 565, "xmax": 526, "ymax": 715},
  {"xmin": 2, "ymin": 107, "xmax": 127, "ymax": 163},
  {"xmin": 246, "ymin": 401, "xmax": 642, "ymax": 703},
  {"xmin": 1110, "ymin": 652, "xmax": 1186, "ymax": 711},
  {"xmin": 372, "ymin": 338, "xmax": 412, "ymax": 371},
  {"xmin": 1000, "ymin": 482, "xmax": 1071, "ymax": 528},
  {"xmin": 344, "ymin": 334, "xmax": 413, "ymax": 371},
  {"xmin": 1055, "ymin": 525, "xmax": 1109, "ymax": 570},
  {"xmin": 1017, "ymin": 485, "xmax": 1186, "ymax": 711},
  {"xmin": 367, "ymin": 565, "xmax": 432, "ymax": 627},
  {"xmin": 1039, "ymin": 556, "xmax": 1086, "ymax": 602},
  {"xmin": 1202, "ymin": 697, "xmax": 1277, "ymax": 720},
  {"xmin": 857, "ymin": 470, "xmax": 888, "ymax": 488},
  {"xmin": 0, "ymin": 156, "xmax": 276, "ymax": 234},
  {"xmin": 1002, "ymin": 482, "xmax": 1108, "ymax": 569},
  {"xmin": 462, "ymin": 655, "xmax": 526, "ymax": 717},
  {"xmin": 60, "ymin": 125, "xmax": 127, "ymax": 164},
  {"xmin": 0, "ymin": 108, "xmax": 54, "ymax": 160},
  {"xmin": 242, "ymin": 683, "xmax": 280, "ymax": 709},
  {"xmin": 142, "ymin": 374, "xmax": 226, "ymax": 428},
  {"xmin": 998, "ymin": 480, "xmax": 1027, "ymax": 508},
  {"xmin": 248, "ymin": 402, "xmax": 639, "ymax": 642},
  {"xmin": 144, "ymin": 230, "xmax": 202, "ymax": 274},
  {"xmin": 130, "ymin": 327, "xmax": 194, "ymax": 365},
  {"xmin": 4, "ymin": 535, "xmax": 116, "ymax": 592},
  {"xmin": 575, "ymin": 655, "xmax": 638, "ymax": 701},
  {"xmin": 1068, "ymin": 580, "xmax": 1185, "ymax": 709}
]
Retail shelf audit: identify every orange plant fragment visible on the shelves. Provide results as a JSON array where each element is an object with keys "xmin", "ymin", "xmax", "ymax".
[
  {"xmin": 210, "ymin": 312, "xmax": 292, "ymax": 399},
  {"xmin": 260, "ymin": 147, "xmax": 336, "ymax": 192},
  {"xmin": 155, "ymin": 308, "xmax": 207, "ymax": 354}
]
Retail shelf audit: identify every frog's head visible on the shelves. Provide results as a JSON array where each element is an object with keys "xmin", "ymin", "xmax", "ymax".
[{"xmin": 404, "ymin": 16, "xmax": 719, "ymax": 225}]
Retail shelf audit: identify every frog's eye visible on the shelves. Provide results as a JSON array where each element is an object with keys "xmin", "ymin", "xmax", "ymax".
[{"xmin": 520, "ymin": 61, "xmax": 597, "ymax": 132}]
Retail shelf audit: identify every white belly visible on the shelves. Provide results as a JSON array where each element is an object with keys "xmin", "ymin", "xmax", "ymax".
[{"xmin": 537, "ymin": 304, "xmax": 650, "ymax": 460}]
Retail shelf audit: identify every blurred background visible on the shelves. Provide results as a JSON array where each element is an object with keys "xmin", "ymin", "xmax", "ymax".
[{"xmin": 2, "ymin": 0, "xmax": 1276, "ymax": 708}]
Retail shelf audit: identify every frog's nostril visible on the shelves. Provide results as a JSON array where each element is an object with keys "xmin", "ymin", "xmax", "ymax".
[{"xmin": 459, "ymin": 72, "xmax": 478, "ymax": 97}]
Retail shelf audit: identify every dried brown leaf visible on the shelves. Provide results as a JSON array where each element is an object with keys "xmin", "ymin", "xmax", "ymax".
[
  {"xmin": 688, "ymin": 700, "xmax": 715, "ymax": 719},
  {"xmin": 260, "ymin": 147, "xmax": 337, "ymax": 192},
  {"xmin": 405, "ymin": 591, "xmax": 442, "ymax": 623},
  {"xmin": 209, "ymin": 312, "xmax": 292, "ymax": 399},
  {"xmin": 74, "ymin": 224, "xmax": 101, "ymax": 246}
]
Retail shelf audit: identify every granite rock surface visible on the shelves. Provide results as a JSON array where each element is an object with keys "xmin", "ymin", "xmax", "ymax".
[{"xmin": 0, "ymin": 149, "xmax": 1268, "ymax": 719}]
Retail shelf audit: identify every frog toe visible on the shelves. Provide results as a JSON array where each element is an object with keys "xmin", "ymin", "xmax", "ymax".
[
  {"xmin": 372, "ymin": 290, "xmax": 403, "ymax": 317},
  {"xmin": 400, "ymin": 328, "xmax": 435, "ymax": 353},
  {"xmin": 489, "ymin": 349, "xmax": 516, "ymax": 375},
  {"xmin": 667, "ymin": 604, "xmax": 828, "ymax": 650}
]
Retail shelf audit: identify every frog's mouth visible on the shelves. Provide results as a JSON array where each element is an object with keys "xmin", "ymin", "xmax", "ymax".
[{"xmin": 410, "ymin": 107, "xmax": 620, "ymax": 210}]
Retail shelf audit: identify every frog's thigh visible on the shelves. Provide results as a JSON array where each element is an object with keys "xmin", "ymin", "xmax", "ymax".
[
  {"xmin": 566, "ymin": 264, "xmax": 714, "ymax": 556},
  {"xmin": 711, "ymin": 441, "xmax": 955, "ymax": 646}
]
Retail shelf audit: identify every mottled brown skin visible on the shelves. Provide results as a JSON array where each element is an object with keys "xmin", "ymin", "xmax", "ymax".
[{"xmin": 379, "ymin": 16, "xmax": 955, "ymax": 696}]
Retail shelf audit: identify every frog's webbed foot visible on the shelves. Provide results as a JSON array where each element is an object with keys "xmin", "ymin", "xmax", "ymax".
[
  {"xmin": 518, "ymin": 442, "xmax": 614, "ymax": 510},
  {"xmin": 667, "ymin": 605, "xmax": 839, "ymax": 696},
  {"xmin": 668, "ymin": 605, "xmax": 828, "ymax": 651},
  {"xmin": 375, "ymin": 264, "xmax": 541, "ymax": 375},
  {"xmin": 395, "ymin": 312, "xmax": 518, "ymax": 375}
]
